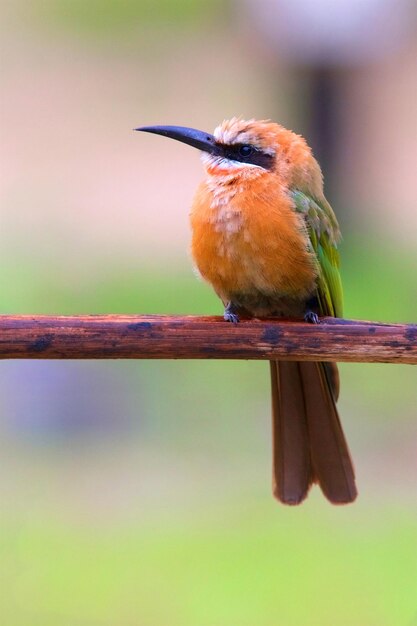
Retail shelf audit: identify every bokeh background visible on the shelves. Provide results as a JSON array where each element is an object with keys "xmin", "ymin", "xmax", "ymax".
[{"xmin": 1, "ymin": 1, "xmax": 416, "ymax": 624}]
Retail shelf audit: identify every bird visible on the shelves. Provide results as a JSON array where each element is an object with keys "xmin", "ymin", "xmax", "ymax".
[{"xmin": 135, "ymin": 118, "xmax": 357, "ymax": 505}]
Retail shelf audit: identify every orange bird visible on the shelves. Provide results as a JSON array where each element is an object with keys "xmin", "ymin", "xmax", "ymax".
[{"xmin": 136, "ymin": 118, "xmax": 357, "ymax": 505}]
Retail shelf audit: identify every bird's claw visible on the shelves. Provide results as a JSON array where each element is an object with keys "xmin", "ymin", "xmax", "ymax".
[
  {"xmin": 304, "ymin": 310, "xmax": 320, "ymax": 324},
  {"xmin": 224, "ymin": 311, "xmax": 240, "ymax": 324},
  {"xmin": 224, "ymin": 302, "xmax": 240, "ymax": 324}
]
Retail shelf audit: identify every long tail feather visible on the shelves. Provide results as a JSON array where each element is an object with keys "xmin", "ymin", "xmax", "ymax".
[
  {"xmin": 270, "ymin": 360, "xmax": 357, "ymax": 505},
  {"xmin": 270, "ymin": 361, "xmax": 312, "ymax": 504},
  {"xmin": 299, "ymin": 361, "xmax": 357, "ymax": 503}
]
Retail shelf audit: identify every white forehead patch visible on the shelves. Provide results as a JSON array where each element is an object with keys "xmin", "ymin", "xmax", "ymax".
[
  {"xmin": 213, "ymin": 123, "xmax": 275, "ymax": 156},
  {"xmin": 214, "ymin": 123, "xmax": 238, "ymax": 144}
]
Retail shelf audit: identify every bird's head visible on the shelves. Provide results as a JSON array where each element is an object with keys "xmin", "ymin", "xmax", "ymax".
[{"xmin": 135, "ymin": 118, "xmax": 311, "ymax": 183}]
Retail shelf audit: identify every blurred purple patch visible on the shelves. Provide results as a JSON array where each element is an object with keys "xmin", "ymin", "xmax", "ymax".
[{"xmin": 0, "ymin": 361, "xmax": 142, "ymax": 442}]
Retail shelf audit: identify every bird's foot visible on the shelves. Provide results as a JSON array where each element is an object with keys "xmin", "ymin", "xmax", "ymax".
[
  {"xmin": 224, "ymin": 302, "xmax": 240, "ymax": 324},
  {"xmin": 304, "ymin": 310, "xmax": 320, "ymax": 324}
]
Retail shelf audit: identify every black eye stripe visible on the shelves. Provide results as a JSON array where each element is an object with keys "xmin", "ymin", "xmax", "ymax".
[
  {"xmin": 238, "ymin": 144, "xmax": 253, "ymax": 157},
  {"xmin": 215, "ymin": 143, "xmax": 275, "ymax": 170}
]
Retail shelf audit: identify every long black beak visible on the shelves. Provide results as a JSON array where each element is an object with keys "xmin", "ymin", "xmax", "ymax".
[{"xmin": 134, "ymin": 125, "xmax": 221, "ymax": 156}]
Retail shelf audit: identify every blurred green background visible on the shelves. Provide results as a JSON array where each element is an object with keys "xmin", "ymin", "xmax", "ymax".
[{"xmin": 0, "ymin": 1, "xmax": 416, "ymax": 625}]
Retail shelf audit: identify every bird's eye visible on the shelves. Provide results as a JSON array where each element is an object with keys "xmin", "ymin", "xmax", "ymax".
[{"xmin": 238, "ymin": 145, "xmax": 254, "ymax": 158}]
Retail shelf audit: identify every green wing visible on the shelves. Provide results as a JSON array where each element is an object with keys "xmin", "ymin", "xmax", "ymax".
[{"xmin": 290, "ymin": 189, "xmax": 343, "ymax": 318}]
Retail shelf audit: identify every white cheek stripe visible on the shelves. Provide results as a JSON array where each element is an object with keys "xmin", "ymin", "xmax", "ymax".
[{"xmin": 201, "ymin": 154, "xmax": 263, "ymax": 171}]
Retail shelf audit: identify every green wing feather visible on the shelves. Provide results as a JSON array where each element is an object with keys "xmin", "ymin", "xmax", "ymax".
[{"xmin": 290, "ymin": 189, "xmax": 343, "ymax": 318}]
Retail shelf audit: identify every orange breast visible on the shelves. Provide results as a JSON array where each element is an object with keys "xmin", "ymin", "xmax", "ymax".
[{"xmin": 190, "ymin": 174, "xmax": 318, "ymax": 303}]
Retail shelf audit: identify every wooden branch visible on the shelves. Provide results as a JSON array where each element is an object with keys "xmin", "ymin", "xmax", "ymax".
[{"xmin": 0, "ymin": 315, "xmax": 415, "ymax": 363}]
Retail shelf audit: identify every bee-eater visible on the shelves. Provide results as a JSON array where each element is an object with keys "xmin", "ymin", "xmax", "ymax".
[{"xmin": 136, "ymin": 118, "xmax": 357, "ymax": 505}]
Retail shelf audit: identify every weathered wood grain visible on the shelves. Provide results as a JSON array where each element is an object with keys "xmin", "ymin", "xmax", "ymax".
[{"xmin": 0, "ymin": 315, "xmax": 415, "ymax": 363}]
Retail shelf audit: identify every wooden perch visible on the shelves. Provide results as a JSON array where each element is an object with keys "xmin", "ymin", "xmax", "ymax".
[{"xmin": 0, "ymin": 315, "xmax": 415, "ymax": 363}]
